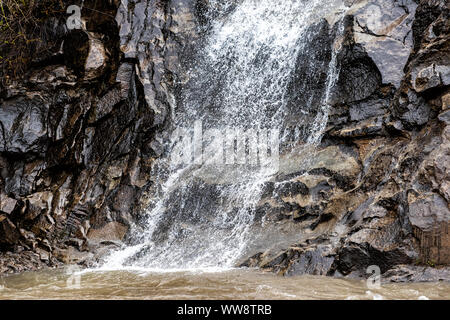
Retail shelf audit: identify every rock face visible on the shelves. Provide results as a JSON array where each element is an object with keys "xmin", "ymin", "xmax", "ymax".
[
  {"xmin": 0, "ymin": 0, "xmax": 449, "ymax": 281},
  {"xmin": 241, "ymin": 0, "xmax": 450, "ymax": 280},
  {"xmin": 0, "ymin": 0, "xmax": 156, "ymax": 273}
]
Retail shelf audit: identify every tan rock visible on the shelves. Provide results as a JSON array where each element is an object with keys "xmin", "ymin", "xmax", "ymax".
[
  {"xmin": 84, "ymin": 35, "xmax": 107, "ymax": 80},
  {"xmin": 443, "ymin": 93, "xmax": 450, "ymax": 110},
  {"xmin": 0, "ymin": 194, "xmax": 17, "ymax": 214},
  {"xmin": 87, "ymin": 221, "xmax": 128, "ymax": 242}
]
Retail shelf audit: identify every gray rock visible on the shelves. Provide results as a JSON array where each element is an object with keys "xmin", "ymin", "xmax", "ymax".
[
  {"xmin": 349, "ymin": 0, "xmax": 418, "ymax": 88},
  {"xmin": 0, "ymin": 215, "xmax": 20, "ymax": 246},
  {"xmin": 413, "ymin": 64, "xmax": 450, "ymax": 92},
  {"xmin": 408, "ymin": 194, "xmax": 450, "ymax": 232}
]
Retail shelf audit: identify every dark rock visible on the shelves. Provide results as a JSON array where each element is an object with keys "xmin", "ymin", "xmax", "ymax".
[
  {"xmin": 0, "ymin": 97, "xmax": 49, "ymax": 154},
  {"xmin": 413, "ymin": 64, "xmax": 450, "ymax": 92},
  {"xmin": 87, "ymin": 221, "xmax": 128, "ymax": 242},
  {"xmin": 285, "ymin": 246, "xmax": 335, "ymax": 276},
  {"xmin": 328, "ymin": 16, "xmax": 382, "ymax": 105},
  {"xmin": 275, "ymin": 181, "xmax": 309, "ymax": 198}
]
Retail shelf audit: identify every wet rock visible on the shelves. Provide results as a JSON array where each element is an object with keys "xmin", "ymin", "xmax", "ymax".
[
  {"xmin": 89, "ymin": 88, "xmax": 122, "ymax": 123},
  {"xmin": 19, "ymin": 228, "xmax": 38, "ymax": 250},
  {"xmin": 275, "ymin": 181, "xmax": 309, "ymax": 198},
  {"xmin": 53, "ymin": 247, "xmax": 93, "ymax": 265},
  {"xmin": 330, "ymin": 117, "xmax": 384, "ymax": 138},
  {"xmin": 31, "ymin": 214, "xmax": 55, "ymax": 238},
  {"xmin": 328, "ymin": 15, "xmax": 382, "ymax": 105},
  {"xmin": 36, "ymin": 248, "xmax": 50, "ymax": 262},
  {"xmin": 442, "ymin": 93, "xmax": 450, "ymax": 110},
  {"xmin": 28, "ymin": 65, "xmax": 77, "ymax": 88},
  {"xmin": 349, "ymin": 0, "xmax": 418, "ymax": 87},
  {"xmin": 349, "ymin": 96, "xmax": 389, "ymax": 122},
  {"xmin": 285, "ymin": 246, "xmax": 335, "ymax": 276},
  {"xmin": 438, "ymin": 109, "xmax": 450, "ymax": 124},
  {"xmin": 334, "ymin": 242, "xmax": 414, "ymax": 275},
  {"xmin": 286, "ymin": 19, "xmax": 333, "ymax": 125},
  {"xmin": 0, "ymin": 97, "xmax": 49, "ymax": 154},
  {"xmin": 0, "ymin": 0, "xmax": 449, "ymax": 281}
]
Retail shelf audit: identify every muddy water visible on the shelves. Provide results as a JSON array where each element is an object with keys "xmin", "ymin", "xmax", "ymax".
[{"xmin": 0, "ymin": 268, "xmax": 449, "ymax": 300}]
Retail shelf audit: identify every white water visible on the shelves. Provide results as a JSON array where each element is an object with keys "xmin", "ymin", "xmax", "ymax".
[{"xmin": 101, "ymin": 0, "xmax": 348, "ymax": 272}]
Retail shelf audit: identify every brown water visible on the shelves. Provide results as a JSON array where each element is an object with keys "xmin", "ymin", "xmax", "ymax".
[{"xmin": 0, "ymin": 268, "xmax": 449, "ymax": 300}]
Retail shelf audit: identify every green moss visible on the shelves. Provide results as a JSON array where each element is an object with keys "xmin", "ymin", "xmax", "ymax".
[{"xmin": 426, "ymin": 260, "xmax": 436, "ymax": 268}]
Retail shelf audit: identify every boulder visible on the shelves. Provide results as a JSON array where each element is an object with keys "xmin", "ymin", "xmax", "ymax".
[
  {"xmin": 0, "ymin": 194, "xmax": 17, "ymax": 214},
  {"xmin": 349, "ymin": 0, "xmax": 418, "ymax": 88},
  {"xmin": 0, "ymin": 97, "xmax": 49, "ymax": 154},
  {"xmin": 87, "ymin": 221, "xmax": 128, "ymax": 242},
  {"xmin": 408, "ymin": 194, "xmax": 450, "ymax": 232},
  {"xmin": 84, "ymin": 35, "xmax": 107, "ymax": 80},
  {"xmin": 413, "ymin": 64, "xmax": 450, "ymax": 92}
]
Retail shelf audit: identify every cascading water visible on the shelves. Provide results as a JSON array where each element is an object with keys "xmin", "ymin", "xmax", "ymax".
[{"xmin": 101, "ymin": 0, "xmax": 348, "ymax": 271}]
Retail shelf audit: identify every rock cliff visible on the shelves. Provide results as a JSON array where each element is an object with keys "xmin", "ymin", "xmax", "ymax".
[{"xmin": 0, "ymin": 0, "xmax": 449, "ymax": 281}]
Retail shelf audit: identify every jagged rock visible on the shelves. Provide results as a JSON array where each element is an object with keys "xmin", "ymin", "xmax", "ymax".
[
  {"xmin": 84, "ymin": 35, "xmax": 107, "ymax": 80},
  {"xmin": 53, "ymin": 247, "xmax": 93, "ymax": 265},
  {"xmin": 0, "ymin": 97, "xmax": 49, "ymax": 154},
  {"xmin": 116, "ymin": 62, "xmax": 135, "ymax": 98},
  {"xmin": 438, "ymin": 109, "xmax": 450, "ymax": 124},
  {"xmin": 28, "ymin": 65, "xmax": 77, "ymax": 88},
  {"xmin": 382, "ymin": 265, "xmax": 450, "ymax": 283},
  {"xmin": 349, "ymin": 96, "xmax": 389, "ymax": 122},
  {"xmin": 443, "ymin": 93, "xmax": 450, "ymax": 110},
  {"xmin": 413, "ymin": 64, "xmax": 450, "ymax": 92},
  {"xmin": 349, "ymin": 0, "xmax": 418, "ymax": 88},
  {"xmin": 0, "ymin": 194, "xmax": 17, "ymax": 214},
  {"xmin": 285, "ymin": 246, "xmax": 335, "ymax": 276},
  {"xmin": 408, "ymin": 194, "xmax": 450, "ymax": 232},
  {"xmin": 330, "ymin": 117, "xmax": 384, "ymax": 138}
]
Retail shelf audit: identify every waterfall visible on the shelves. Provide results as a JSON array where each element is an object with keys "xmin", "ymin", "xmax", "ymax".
[{"xmin": 101, "ymin": 0, "xmax": 347, "ymax": 271}]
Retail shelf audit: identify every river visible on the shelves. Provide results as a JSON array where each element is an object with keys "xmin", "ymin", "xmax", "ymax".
[{"xmin": 0, "ymin": 268, "xmax": 449, "ymax": 300}]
